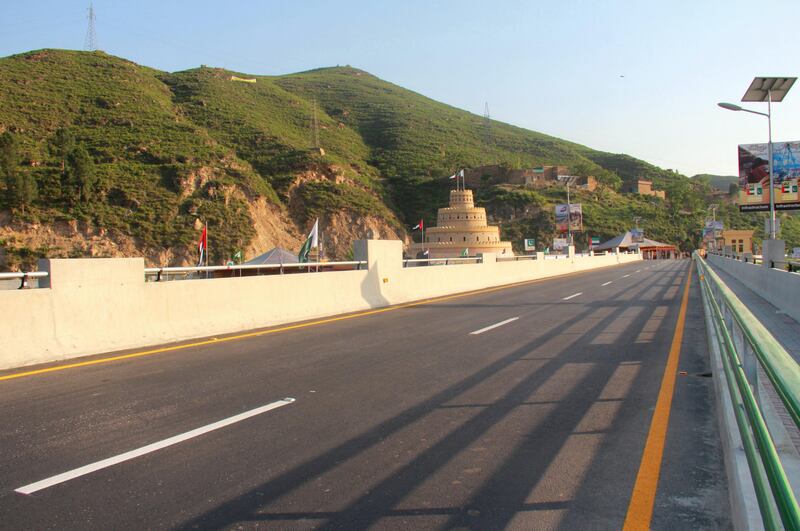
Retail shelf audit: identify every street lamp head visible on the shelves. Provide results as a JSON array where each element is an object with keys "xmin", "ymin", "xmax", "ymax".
[{"xmin": 718, "ymin": 102, "xmax": 742, "ymax": 111}]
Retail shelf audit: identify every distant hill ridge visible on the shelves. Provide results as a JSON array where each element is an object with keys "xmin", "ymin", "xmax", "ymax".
[{"xmin": 0, "ymin": 49, "xmax": 796, "ymax": 269}]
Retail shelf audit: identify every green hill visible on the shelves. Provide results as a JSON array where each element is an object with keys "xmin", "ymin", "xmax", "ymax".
[
  {"xmin": 691, "ymin": 174, "xmax": 739, "ymax": 192},
  {"xmin": 0, "ymin": 49, "xmax": 797, "ymax": 269}
]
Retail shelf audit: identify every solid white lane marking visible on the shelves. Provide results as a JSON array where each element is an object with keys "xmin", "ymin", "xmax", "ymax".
[
  {"xmin": 636, "ymin": 269, "xmax": 642, "ymax": 273},
  {"xmin": 562, "ymin": 292, "xmax": 583, "ymax": 301},
  {"xmin": 470, "ymin": 317, "xmax": 519, "ymax": 335},
  {"xmin": 601, "ymin": 281, "xmax": 613, "ymax": 286},
  {"xmin": 622, "ymin": 274, "xmax": 631, "ymax": 278},
  {"xmin": 15, "ymin": 398, "xmax": 296, "ymax": 495}
]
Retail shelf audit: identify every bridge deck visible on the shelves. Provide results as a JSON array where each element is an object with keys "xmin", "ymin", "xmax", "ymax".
[{"xmin": 0, "ymin": 260, "xmax": 730, "ymax": 529}]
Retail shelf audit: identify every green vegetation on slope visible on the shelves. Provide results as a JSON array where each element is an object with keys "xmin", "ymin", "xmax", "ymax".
[{"xmin": 1, "ymin": 49, "xmax": 796, "ymax": 269}]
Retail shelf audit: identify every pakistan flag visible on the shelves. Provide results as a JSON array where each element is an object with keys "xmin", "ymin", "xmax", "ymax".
[{"xmin": 298, "ymin": 219, "xmax": 319, "ymax": 263}]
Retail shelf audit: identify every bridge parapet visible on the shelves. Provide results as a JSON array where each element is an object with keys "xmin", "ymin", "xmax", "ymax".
[{"xmin": 0, "ymin": 240, "xmax": 642, "ymax": 371}]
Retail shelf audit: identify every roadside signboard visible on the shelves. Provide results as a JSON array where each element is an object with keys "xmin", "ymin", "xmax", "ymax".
[
  {"xmin": 702, "ymin": 220, "xmax": 723, "ymax": 241},
  {"xmin": 555, "ymin": 203, "xmax": 583, "ymax": 233},
  {"xmin": 524, "ymin": 238, "xmax": 536, "ymax": 251},
  {"xmin": 738, "ymin": 141, "xmax": 800, "ymax": 212},
  {"xmin": 793, "ymin": 247, "xmax": 800, "ymax": 259},
  {"xmin": 553, "ymin": 238, "xmax": 568, "ymax": 251},
  {"xmin": 590, "ymin": 236, "xmax": 600, "ymax": 248}
]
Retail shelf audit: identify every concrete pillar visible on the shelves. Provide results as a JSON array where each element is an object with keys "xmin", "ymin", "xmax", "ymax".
[
  {"xmin": 479, "ymin": 253, "xmax": 496, "ymax": 264},
  {"xmin": 567, "ymin": 245, "xmax": 575, "ymax": 262},
  {"xmin": 762, "ymin": 239, "xmax": 786, "ymax": 269},
  {"xmin": 353, "ymin": 239, "xmax": 403, "ymax": 305},
  {"xmin": 536, "ymin": 252, "xmax": 544, "ymax": 261}
]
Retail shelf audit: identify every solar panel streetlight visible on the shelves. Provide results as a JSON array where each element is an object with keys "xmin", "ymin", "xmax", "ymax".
[{"xmin": 718, "ymin": 76, "xmax": 796, "ymax": 240}]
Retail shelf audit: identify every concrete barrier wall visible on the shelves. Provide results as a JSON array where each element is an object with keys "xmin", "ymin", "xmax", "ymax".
[
  {"xmin": 0, "ymin": 240, "xmax": 641, "ymax": 370},
  {"xmin": 707, "ymin": 254, "xmax": 800, "ymax": 324}
]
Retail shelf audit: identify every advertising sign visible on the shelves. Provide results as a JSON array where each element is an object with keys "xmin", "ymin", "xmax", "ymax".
[
  {"xmin": 702, "ymin": 220, "xmax": 723, "ymax": 241},
  {"xmin": 553, "ymin": 238, "xmax": 568, "ymax": 251},
  {"xmin": 524, "ymin": 238, "xmax": 536, "ymax": 251},
  {"xmin": 738, "ymin": 141, "xmax": 800, "ymax": 212},
  {"xmin": 554, "ymin": 203, "xmax": 583, "ymax": 233},
  {"xmin": 631, "ymin": 228, "xmax": 644, "ymax": 244},
  {"xmin": 793, "ymin": 248, "xmax": 800, "ymax": 259}
]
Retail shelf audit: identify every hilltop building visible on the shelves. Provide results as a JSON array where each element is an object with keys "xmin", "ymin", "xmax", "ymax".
[
  {"xmin": 407, "ymin": 188, "xmax": 513, "ymax": 258},
  {"xmin": 463, "ymin": 164, "xmax": 596, "ymax": 190},
  {"xmin": 622, "ymin": 179, "xmax": 666, "ymax": 199}
]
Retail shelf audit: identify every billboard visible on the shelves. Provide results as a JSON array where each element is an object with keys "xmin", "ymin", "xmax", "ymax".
[
  {"xmin": 553, "ymin": 238, "xmax": 568, "ymax": 251},
  {"xmin": 631, "ymin": 228, "xmax": 644, "ymax": 243},
  {"xmin": 554, "ymin": 203, "xmax": 583, "ymax": 233},
  {"xmin": 738, "ymin": 141, "xmax": 800, "ymax": 212},
  {"xmin": 702, "ymin": 221, "xmax": 723, "ymax": 242}
]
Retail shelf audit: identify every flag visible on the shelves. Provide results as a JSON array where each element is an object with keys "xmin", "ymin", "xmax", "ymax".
[
  {"xmin": 458, "ymin": 169, "xmax": 465, "ymax": 178},
  {"xmin": 423, "ymin": 249, "xmax": 429, "ymax": 256},
  {"xmin": 448, "ymin": 171, "xmax": 457, "ymax": 180},
  {"xmin": 197, "ymin": 225, "xmax": 207, "ymax": 267},
  {"xmin": 298, "ymin": 218, "xmax": 319, "ymax": 263},
  {"xmin": 233, "ymin": 250, "xmax": 242, "ymax": 263},
  {"xmin": 412, "ymin": 219, "xmax": 424, "ymax": 230},
  {"xmin": 461, "ymin": 248, "xmax": 469, "ymax": 257}
]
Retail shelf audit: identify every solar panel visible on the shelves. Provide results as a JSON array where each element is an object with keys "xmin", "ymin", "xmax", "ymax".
[{"xmin": 742, "ymin": 77, "xmax": 797, "ymax": 102}]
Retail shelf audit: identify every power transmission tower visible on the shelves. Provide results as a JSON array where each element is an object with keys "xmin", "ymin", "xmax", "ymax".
[{"xmin": 85, "ymin": 2, "xmax": 98, "ymax": 51}]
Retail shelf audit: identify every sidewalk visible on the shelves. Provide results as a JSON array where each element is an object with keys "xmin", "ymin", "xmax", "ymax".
[
  {"xmin": 707, "ymin": 262, "xmax": 800, "ymax": 453},
  {"xmin": 709, "ymin": 264, "xmax": 800, "ymax": 361}
]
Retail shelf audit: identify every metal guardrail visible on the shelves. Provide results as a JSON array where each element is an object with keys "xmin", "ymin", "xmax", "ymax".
[
  {"xmin": 0, "ymin": 271, "xmax": 49, "ymax": 289},
  {"xmin": 143, "ymin": 261, "xmax": 367, "ymax": 281},
  {"xmin": 402, "ymin": 257, "xmax": 483, "ymax": 267},
  {"xmin": 695, "ymin": 252, "xmax": 800, "ymax": 530}
]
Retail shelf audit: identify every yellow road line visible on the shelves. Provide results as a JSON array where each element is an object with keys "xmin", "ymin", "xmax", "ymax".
[
  {"xmin": 0, "ymin": 264, "xmax": 632, "ymax": 382},
  {"xmin": 622, "ymin": 262, "xmax": 693, "ymax": 530}
]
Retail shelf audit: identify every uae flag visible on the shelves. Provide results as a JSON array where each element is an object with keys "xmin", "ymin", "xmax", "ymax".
[
  {"xmin": 298, "ymin": 218, "xmax": 319, "ymax": 263},
  {"xmin": 197, "ymin": 225, "xmax": 207, "ymax": 267},
  {"xmin": 412, "ymin": 219, "xmax": 424, "ymax": 230}
]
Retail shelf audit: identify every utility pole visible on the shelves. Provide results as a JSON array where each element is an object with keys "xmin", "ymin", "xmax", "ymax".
[
  {"xmin": 85, "ymin": 2, "xmax": 97, "ymax": 51},
  {"xmin": 566, "ymin": 181, "xmax": 572, "ymax": 246},
  {"xmin": 708, "ymin": 204, "xmax": 719, "ymax": 251}
]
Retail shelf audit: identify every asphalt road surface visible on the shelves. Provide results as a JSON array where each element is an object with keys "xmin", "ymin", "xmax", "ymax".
[{"xmin": 0, "ymin": 259, "xmax": 730, "ymax": 530}]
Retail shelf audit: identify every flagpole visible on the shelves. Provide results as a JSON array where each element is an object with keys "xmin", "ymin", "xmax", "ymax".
[{"xmin": 205, "ymin": 221, "xmax": 209, "ymax": 279}]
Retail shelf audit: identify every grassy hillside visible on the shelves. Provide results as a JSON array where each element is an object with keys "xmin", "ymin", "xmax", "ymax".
[
  {"xmin": 0, "ymin": 49, "xmax": 267, "ymax": 259},
  {"xmin": 691, "ymin": 174, "xmax": 739, "ymax": 192},
  {"xmin": 1, "ymin": 49, "xmax": 796, "ymax": 269}
]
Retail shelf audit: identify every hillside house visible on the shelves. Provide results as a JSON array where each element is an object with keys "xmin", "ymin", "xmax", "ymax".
[{"xmin": 622, "ymin": 179, "xmax": 665, "ymax": 199}]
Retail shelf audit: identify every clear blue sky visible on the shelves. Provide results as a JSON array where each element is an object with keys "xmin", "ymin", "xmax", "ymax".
[{"xmin": 1, "ymin": 0, "xmax": 798, "ymax": 177}]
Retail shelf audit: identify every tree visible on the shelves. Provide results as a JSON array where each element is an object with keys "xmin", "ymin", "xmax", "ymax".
[
  {"xmin": 65, "ymin": 145, "xmax": 97, "ymax": 204},
  {"xmin": 729, "ymin": 182, "xmax": 739, "ymax": 196},
  {"xmin": 49, "ymin": 128, "xmax": 75, "ymax": 173},
  {"xmin": 0, "ymin": 131, "xmax": 20, "ymax": 175},
  {"xmin": 5, "ymin": 172, "xmax": 38, "ymax": 214}
]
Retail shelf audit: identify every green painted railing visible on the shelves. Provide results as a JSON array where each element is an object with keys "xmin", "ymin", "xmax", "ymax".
[{"xmin": 695, "ymin": 252, "xmax": 800, "ymax": 530}]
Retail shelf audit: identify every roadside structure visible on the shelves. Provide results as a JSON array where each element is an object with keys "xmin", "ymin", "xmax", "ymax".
[
  {"xmin": 407, "ymin": 188, "xmax": 513, "ymax": 258},
  {"xmin": 593, "ymin": 231, "xmax": 677, "ymax": 259},
  {"xmin": 717, "ymin": 229, "xmax": 754, "ymax": 255}
]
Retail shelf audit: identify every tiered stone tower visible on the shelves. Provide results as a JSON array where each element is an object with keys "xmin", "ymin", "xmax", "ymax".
[{"xmin": 408, "ymin": 189, "xmax": 513, "ymax": 258}]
